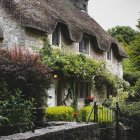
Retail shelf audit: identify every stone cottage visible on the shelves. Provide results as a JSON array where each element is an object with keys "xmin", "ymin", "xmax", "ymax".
[{"xmin": 0, "ymin": 0, "xmax": 127, "ymax": 107}]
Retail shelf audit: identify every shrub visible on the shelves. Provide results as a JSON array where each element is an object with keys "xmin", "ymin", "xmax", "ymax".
[
  {"xmin": 0, "ymin": 47, "xmax": 52, "ymax": 98},
  {"xmin": 0, "ymin": 83, "xmax": 35, "ymax": 132},
  {"xmin": 80, "ymin": 105, "xmax": 113, "ymax": 125},
  {"xmin": 46, "ymin": 106, "xmax": 74, "ymax": 121},
  {"xmin": 120, "ymin": 101, "xmax": 140, "ymax": 131}
]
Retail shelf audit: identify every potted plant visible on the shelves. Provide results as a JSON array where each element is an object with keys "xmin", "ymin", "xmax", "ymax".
[
  {"xmin": 86, "ymin": 96, "xmax": 95, "ymax": 102},
  {"xmin": 74, "ymin": 112, "xmax": 78, "ymax": 118}
]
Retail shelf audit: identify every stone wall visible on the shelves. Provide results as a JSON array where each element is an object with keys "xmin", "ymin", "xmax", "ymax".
[
  {"xmin": 0, "ymin": 5, "xmax": 25, "ymax": 48},
  {"xmin": 25, "ymin": 28, "xmax": 44, "ymax": 50},
  {"xmin": 0, "ymin": 123, "xmax": 100, "ymax": 140}
]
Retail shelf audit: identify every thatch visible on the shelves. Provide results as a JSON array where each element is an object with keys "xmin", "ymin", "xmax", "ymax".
[{"xmin": 0, "ymin": 0, "xmax": 127, "ymax": 57}]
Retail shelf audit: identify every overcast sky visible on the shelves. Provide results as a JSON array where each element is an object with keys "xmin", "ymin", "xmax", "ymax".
[{"xmin": 88, "ymin": 0, "xmax": 140, "ymax": 31}]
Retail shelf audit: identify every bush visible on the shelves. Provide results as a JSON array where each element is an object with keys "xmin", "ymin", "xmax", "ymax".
[
  {"xmin": 123, "ymin": 71, "xmax": 140, "ymax": 86},
  {"xmin": 0, "ymin": 47, "xmax": 52, "ymax": 98},
  {"xmin": 80, "ymin": 105, "xmax": 113, "ymax": 125},
  {"xmin": 0, "ymin": 83, "xmax": 35, "ymax": 132},
  {"xmin": 120, "ymin": 101, "xmax": 140, "ymax": 131},
  {"xmin": 46, "ymin": 106, "xmax": 74, "ymax": 121},
  {"xmin": 133, "ymin": 78, "xmax": 140, "ymax": 98}
]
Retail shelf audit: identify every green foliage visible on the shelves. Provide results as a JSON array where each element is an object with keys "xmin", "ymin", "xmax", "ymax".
[
  {"xmin": 123, "ymin": 71, "xmax": 140, "ymax": 86},
  {"xmin": 108, "ymin": 25, "xmax": 140, "ymax": 100},
  {"xmin": 41, "ymin": 49, "xmax": 101, "ymax": 80},
  {"xmin": 137, "ymin": 19, "xmax": 140, "ymax": 29},
  {"xmin": 41, "ymin": 38, "xmax": 128, "ymax": 96},
  {"xmin": 71, "ymin": 96, "xmax": 78, "ymax": 111},
  {"xmin": 120, "ymin": 101, "xmax": 140, "ymax": 131},
  {"xmin": 0, "ymin": 83, "xmax": 35, "ymax": 132},
  {"xmin": 109, "ymin": 91, "xmax": 128, "ymax": 107},
  {"xmin": 108, "ymin": 26, "xmax": 137, "ymax": 44},
  {"xmin": 40, "ymin": 38, "xmax": 102, "ymax": 80},
  {"xmin": 95, "ymin": 70, "xmax": 129, "ymax": 96},
  {"xmin": 133, "ymin": 78, "xmax": 140, "ymax": 99},
  {"xmin": 0, "ymin": 47, "xmax": 52, "ymax": 98},
  {"xmin": 80, "ymin": 105, "xmax": 113, "ymax": 125},
  {"xmin": 129, "ymin": 33, "xmax": 140, "ymax": 71},
  {"xmin": 46, "ymin": 106, "xmax": 74, "ymax": 121}
]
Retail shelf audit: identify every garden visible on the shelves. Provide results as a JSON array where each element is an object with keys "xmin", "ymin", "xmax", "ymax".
[{"xmin": 0, "ymin": 31, "xmax": 140, "ymax": 140}]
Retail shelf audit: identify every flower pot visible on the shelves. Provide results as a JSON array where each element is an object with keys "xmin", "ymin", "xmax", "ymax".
[
  {"xmin": 86, "ymin": 96, "xmax": 95, "ymax": 102},
  {"xmin": 74, "ymin": 112, "xmax": 78, "ymax": 118}
]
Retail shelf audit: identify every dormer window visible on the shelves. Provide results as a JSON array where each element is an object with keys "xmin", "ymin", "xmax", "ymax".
[
  {"xmin": 0, "ymin": 38, "xmax": 3, "ymax": 48},
  {"xmin": 107, "ymin": 48, "xmax": 112, "ymax": 60},
  {"xmin": 52, "ymin": 26, "xmax": 60, "ymax": 46},
  {"xmin": 79, "ymin": 37, "xmax": 90, "ymax": 54}
]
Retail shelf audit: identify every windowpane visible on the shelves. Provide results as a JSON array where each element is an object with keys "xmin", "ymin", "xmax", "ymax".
[
  {"xmin": 79, "ymin": 37, "xmax": 89, "ymax": 54},
  {"xmin": 52, "ymin": 27, "xmax": 60, "ymax": 46},
  {"xmin": 107, "ymin": 48, "xmax": 111, "ymax": 60},
  {"xmin": 84, "ymin": 38, "xmax": 89, "ymax": 54},
  {"xmin": 79, "ymin": 82, "xmax": 89, "ymax": 98},
  {"xmin": 0, "ymin": 38, "xmax": 3, "ymax": 48},
  {"xmin": 79, "ymin": 38, "xmax": 84, "ymax": 52}
]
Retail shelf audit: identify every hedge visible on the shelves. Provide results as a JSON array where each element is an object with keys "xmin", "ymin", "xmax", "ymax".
[{"xmin": 46, "ymin": 106, "xmax": 74, "ymax": 122}]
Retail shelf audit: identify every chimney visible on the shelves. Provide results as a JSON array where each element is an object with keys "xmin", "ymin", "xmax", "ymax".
[{"xmin": 71, "ymin": 0, "xmax": 89, "ymax": 12}]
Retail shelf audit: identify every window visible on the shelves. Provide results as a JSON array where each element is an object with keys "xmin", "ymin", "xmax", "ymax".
[
  {"xmin": 79, "ymin": 37, "xmax": 90, "ymax": 54},
  {"xmin": 0, "ymin": 38, "xmax": 3, "ymax": 48},
  {"xmin": 79, "ymin": 82, "xmax": 89, "ymax": 98},
  {"xmin": 117, "ymin": 59, "xmax": 121, "ymax": 66},
  {"xmin": 52, "ymin": 26, "xmax": 60, "ymax": 46},
  {"xmin": 107, "ymin": 48, "xmax": 112, "ymax": 60}
]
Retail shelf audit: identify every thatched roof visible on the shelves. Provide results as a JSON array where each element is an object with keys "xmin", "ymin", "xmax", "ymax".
[{"xmin": 0, "ymin": 0, "xmax": 127, "ymax": 57}]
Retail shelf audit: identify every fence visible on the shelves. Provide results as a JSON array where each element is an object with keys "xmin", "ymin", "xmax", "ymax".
[
  {"xmin": 87, "ymin": 102, "xmax": 124, "ymax": 140},
  {"xmin": 0, "ymin": 107, "xmax": 46, "ymax": 136},
  {"xmin": 87, "ymin": 102, "xmax": 115, "ymax": 126}
]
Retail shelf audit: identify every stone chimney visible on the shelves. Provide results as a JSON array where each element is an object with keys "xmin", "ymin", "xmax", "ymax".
[{"xmin": 71, "ymin": 0, "xmax": 89, "ymax": 12}]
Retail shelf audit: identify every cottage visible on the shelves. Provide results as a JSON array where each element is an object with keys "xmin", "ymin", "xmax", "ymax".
[{"xmin": 0, "ymin": 0, "xmax": 127, "ymax": 108}]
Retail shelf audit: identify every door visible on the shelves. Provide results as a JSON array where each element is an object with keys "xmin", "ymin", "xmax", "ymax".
[{"xmin": 46, "ymin": 84, "xmax": 57, "ymax": 107}]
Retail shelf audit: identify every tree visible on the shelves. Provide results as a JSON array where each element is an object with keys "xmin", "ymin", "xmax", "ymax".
[
  {"xmin": 137, "ymin": 19, "xmax": 140, "ymax": 29},
  {"xmin": 129, "ymin": 33, "xmax": 140, "ymax": 71},
  {"xmin": 108, "ymin": 26, "xmax": 137, "ymax": 44}
]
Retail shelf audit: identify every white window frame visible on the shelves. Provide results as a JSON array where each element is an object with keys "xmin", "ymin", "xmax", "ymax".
[
  {"xmin": 107, "ymin": 48, "xmax": 112, "ymax": 61},
  {"xmin": 79, "ymin": 36, "xmax": 90, "ymax": 55}
]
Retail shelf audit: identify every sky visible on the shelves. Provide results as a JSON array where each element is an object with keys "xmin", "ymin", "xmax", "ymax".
[{"xmin": 88, "ymin": 0, "xmax": 140, "ymax": 31}]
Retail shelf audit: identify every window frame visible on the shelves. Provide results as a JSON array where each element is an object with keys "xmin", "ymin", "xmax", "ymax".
[
  {"xmin": 79, "ymin": 82, "xmax": 89, "ymax": 98},
  {"xmin": 107, "ymin": 48, "xmax": 112, "ymax": 61},
  {"xmin": 79, "ymin": 36, "xmax": 90, "ymax": 55},
  {"xmin": 0, "ymin": 38, "xmax": 3, "ymax": 48},
  {"xmin": 52, "ymin": 26, "xmax": 61, "ymax": 47}
]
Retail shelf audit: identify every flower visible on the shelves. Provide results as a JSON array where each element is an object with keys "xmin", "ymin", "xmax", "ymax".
[
  {"xmin": 74, "ymin": 112, "xmax": 78, "ymax": 118},
  {"xmin": 86, "ymin": 96, "xmax": 95, "ymax": 102}
]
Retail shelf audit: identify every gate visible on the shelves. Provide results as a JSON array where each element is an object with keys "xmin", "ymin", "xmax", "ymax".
[{"xmin": 87, "ymin": 102, "xmax": 122, "ymax": 140}]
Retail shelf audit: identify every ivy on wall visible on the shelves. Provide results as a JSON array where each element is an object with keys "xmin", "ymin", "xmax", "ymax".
[{"xmin": 40, "ymin": 37, "xmax": 129, "ymax": 95}]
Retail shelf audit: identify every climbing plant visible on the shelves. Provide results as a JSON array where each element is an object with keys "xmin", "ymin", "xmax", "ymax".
[
  {"xmin": 40, "ymin": 37, "xmax": 103, "ymax": 80},
  {"xmin": 40, "ymin": 37, "xmax": 128, "ymax": 95}
]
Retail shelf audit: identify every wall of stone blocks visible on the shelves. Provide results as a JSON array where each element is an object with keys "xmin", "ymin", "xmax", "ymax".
[
  {"xmin": 0, "ymin": 5, "xmax": 25, "ymax": 48},
  {"xmin": 0, "ymin": 123, "xmax": 100, "ymax": 140}
]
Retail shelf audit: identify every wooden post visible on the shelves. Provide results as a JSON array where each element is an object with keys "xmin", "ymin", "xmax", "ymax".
[
  {"xmin": 94, "ymin": 102, "xmax": 98, "ymax": 122},
  {"xmin": 87, "ymin": 102, "xmax": 98, "ymax": 123},
  {"xmin": 115, "ymin": 102, "xmax": 120, "ymax": 140}
]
